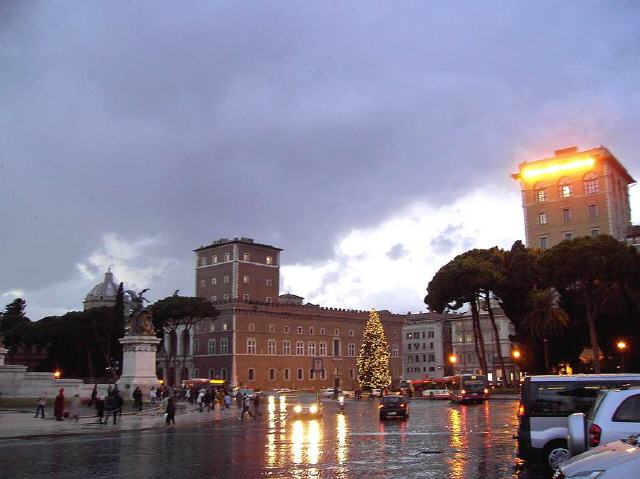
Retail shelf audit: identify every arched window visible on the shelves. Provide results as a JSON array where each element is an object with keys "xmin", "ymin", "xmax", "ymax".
[
  {"xmin": 207, "ymin": 339, "xmax": 216, "ymax": 355},
  {"xmin": 182, "ymin": 329, "xmax": 190, "ymax": 355},
  {"xmin": 284, "ymin": 368, "xmax": 290, "ymax": 380},
  {"xmin": 208, "ymin": 368, "xmax": 214, "ymax": 379},
  {"xmin": 269, "ymin": 368, "xmax": 276, "ymax": 381},
  {"xmin": 392, "ymin": 344, "xmax": 399, "ymax": 357},
  {"xmin": 349, "ymin": 368, "xmax": 354, "ymax": 379},
  {"xmin": 221, "ymin": 368, "xmax": 227, "ymax": 380},
  {"xmin": 220, "ymin": 338, "xmax": 229, "ymax": 354},
  {"xmin": 267, "ymin": 339, "xmax": 276, "ymax": 355},
  {"xmin": 309, "ymin": 368, "xmax": 315, "ymax": 380},
  {"xmin": 297, "ymin": 368, "xmax": 304, "ymax": 380},
  {"xmin": 194, "ymin": 369, "xmax": 199, "ymax": 378},
  {"xmin": 320, "ymin": 368, "xmax": 326, "ymax": 380},
  {"xmin": 583, "ymin": 172, "xmax": 599, "ymax": 194},
  {"xmin": 248, "ymin": 368, "xmax": 255, "ymax": 381},
  {"xmin": 534, "ymin": 183, "xmax": 547, "ymax": 203},
  {"xmin": 558, "ymin": 177, "xmax": 572, "ymax": 198}
]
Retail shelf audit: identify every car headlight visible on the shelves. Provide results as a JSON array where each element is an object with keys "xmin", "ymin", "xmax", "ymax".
[
  {"xmin": 310, "ymin": 404, "xmax": 318, "ymax": 414},
  {"xmin": 293, "ymin": 405, "xmax": 302, "ymax": 413},
  {"xmin": 567, "ymin": 472, "xmax": 604, "ymax": 479}
]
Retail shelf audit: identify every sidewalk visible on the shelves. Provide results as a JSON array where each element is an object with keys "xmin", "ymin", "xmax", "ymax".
[{"xmin": 0, "ymin": 403, "xmax": 238, "ymax": 440}]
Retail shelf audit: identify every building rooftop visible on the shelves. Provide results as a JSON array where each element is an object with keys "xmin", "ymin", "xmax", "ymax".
[{"xmin": 194, "ymin": 237, "xmax": 283, "ymax": 252}]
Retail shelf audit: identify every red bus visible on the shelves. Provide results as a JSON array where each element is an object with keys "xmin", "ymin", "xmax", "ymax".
[{"xmin": 409, "ymin": 377, "xmax": 454, "ymax": 399}]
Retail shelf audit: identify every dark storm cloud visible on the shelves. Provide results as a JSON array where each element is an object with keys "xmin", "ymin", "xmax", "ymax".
[{"xmin": 1, "ymin": 1, "xmax": 640, "ymax": 315}]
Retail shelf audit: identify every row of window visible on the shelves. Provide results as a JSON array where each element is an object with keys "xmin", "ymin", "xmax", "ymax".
[
  {"xmin": 199, "ymin": 277, "xmax": 274, "ymax": 287},
  {"xmin": 199, "ymin": 253, "xmax": 275, "ymax": 266},
  {"xmin": 534, "ymin": 173, "xmax": 599, "ymax": 202},
  {"xmin": 537, "ymin": 204, "xmax": 599, "ymax": 225},
  {"xmin": 407, "ymin": 342, "xmax": 435, "ymax": 350},
  {"xmin": 407, "ymin": 367, "xmax": 437, "ymax": 373},
  {"xmin": 539, "ymin": 228, "xmax": 600, "ymax": 250},
  {"xmin": 208, "ymin": 294, "xmax": 273, "ymax": 303},
  {"xmin": 406, "ymin": 353, "xmax": 436, "ymax": 363},
  {"xmin": 206, "ymin": 338, "xmax": 229, "ymax": 355},
  {"xmin": 247, "ymin": 324, "xmax": 357, "ymax": 337},
  {"xmin": 406, "ymin": 331, "xmax": 436, "ymax": 339},
  {"xmin": 247, "ymin": 367, "xmax": 356, "ymax": 382}
]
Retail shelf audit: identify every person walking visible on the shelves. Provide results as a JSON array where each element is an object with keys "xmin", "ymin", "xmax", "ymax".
[
  {"xmin": 252, "ymin": 393, "xmax": 262, "ymax": 419},
  {"xmin": 54, "ymin": 388, "xmax": 65, "ymax": 421},
  {"xmin": 239, "ymin": 394, "xmax": 254, "ymax": 421},
  {"xmin": 69, "ymin": 393, "xmax": 81, "ymax": 422},
  {"xmin": 150, "ymin": 386, "xmax": 157, "ymax": 405},
  {"xmin": 224, "ymin": 392, "xmax": 232, "ymax": 410},
  {"xmin": 197, "ymin": 389, "xmax": 205, "ymax": 412},
  {"xmin": 34, "ymin": 393, "xmax": 46, "ymax": 418},
  {"xmin": 235, "ymin": 390, "xmax": 243, "ymax": 411},
  {"xmin": 132, "ymin": 386, "xmax": 143, "ymax": 412},
  {"xmin": 165, "ymin": 397, "xmax": 176, "ymax": 425},
  {"xmin": 96, "ymin": 396, "xmax": 106, "ymax": 424},
  {"xmin": 88, "ymin": 384, "xmax": 98, "ymax": 407},
  {"xmin": 112, "ymin": 391, "xmax": 123, "ymax": 424}
]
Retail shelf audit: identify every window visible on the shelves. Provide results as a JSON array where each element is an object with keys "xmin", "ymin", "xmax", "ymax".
[
  {"xmin": 220, "ymin": 338, "xmax": 229, "ymax": 354},
  {"xmin": 222, "ymin": 323, "xmax": 228, "ymax": 331},
  {"xmin": 211, "ymin": 296, "xmax": 217, "ymax": 302},
  {"xmin": 297, "ymin": 326, "xmax": 303, "ymax": 334},
  {"xmin": 349, "ymin": 368, "xmax": 354, "ymax": 379},
  {"xmin": 347, "ymin": 343, "xmax": 355, "ymax": 356},
  {"xmin": 194, "ymin": 369, "xmax": 199, "ymax": 378},
  {"xmin": 427, "ymin": 331, "xmax": 435, "ymax": 339},
  {"xmin": 334, "ymin": 328, "xmax": 340, "ymax": 336},
  {"xmin": 565, "ymin": 232, "xmax": 573, "ymax": 241},
  {"xmin": 612, "ymin": 395, "xmax": 640, "ymax": 422},
  {"xmin": 200, "ymin": 257, "xmax": 206, "ymax": 266},
  {"xmin": 527, "ymin": 381, "xmax": 630, "ymax": 416},
  {"xmin": 296, "ymin": 341, "xmax": 305, "ymax": 355},
  {"xmin": 248, "ymin": 323, "xmax": 255, "ymax": 332},
  {"xmin": 212, "ymin": 255, "xmax": 218, "ymax": 264},
  {"xmin": 559, "ymin": 177, "xmax": 572, "ymax": 198},
  {"xmin": 243, "ymin": 275, "xmax": 250, "ymax": 284},
  {"xmin": 284, "ymin": 326, "xmax": 290, "ymax": 334},
  {"xmin": 393, "ymin": 332, "xmax": 398, "ymax": 339},
  {"xmin": 247, "ymin": 338, "xmax": 256, "ymax": 354},
  {"xmin": 563, "ymin": 208, "xmax": 572, "ymax": 222},
  {"xmin": 224, "ymin": 275, "xmax": 229, "ymax": 284},
  {"xmin": 319, "ymin": 342, "xmax": 327, "ymax": 356},
  {"xmin": 392, "ymin": 344, "xmax": 399, "ymax": 357},
  {"xmin": 248, "ymin": 368, "xmax": 254, "ymax": 381},
  {"xmin": 208, "ymin": 368, "xmax": 214, "ymax": 379},
  {"xmin": 243, "ymin": 294, "xmax": 249, "ymax": 301},
  {"xmin": 297, "ymin": 368, "xmax": 303, "ymax": 380},
  {"xmin": 591, "ymin": 228, "xmax": 600, "ymax": 238},
  {"xmin": 266, "ymin": 256, "xmax": 273, "ymax": 265},
  {"xmin": 284, "ymin": 368, "xmax": 290, "ymax": 380},
  {"xmin": 539, "ymin": 236, "xmax": 548, "ymax": 250},
  {"xmin": 309, "ymin": 327, "xmax": 315, "ymax": 336},
  {"xmin": 207, "ymin": 339, "xmax": 216, "ymax": 355},
  {"xmin": 221, "ymin": 368, "xmax": 227, "ymax": 380},
  {"xmin": 223, "ymin": 293, "xmax": 229, "ymax": 300},
  {"xmin": 266, "ymin": 296, "xmax": 272, "ymax": 303},
  {"xmin": 308, "ymin": 342, "xmax": 316, "ymax": 356},
  {"xmin": 348, "ymin": 329, "xmax": 354, "ymax": 337},
  {"xmin": 268, "ymin": 324, "xmax": 275, "ymax": 333},
  {"xmin": 283, "ymin": 340, "xmax": 291, "ymax": 355},
  {"xmin": 428, "ymin": 353, "xmax": 435, "ymax": 362},
  {"xmin": 429, "ymin": 342, "xmax": 434, "ymax": 349},
  {"xmin": 584, "ymin": 172, "xmax": 599, "ymax": 194},
  {"xmin": 538, "ymin": 212, "xmax": 547, "ymax": 225},
  {"xmin": 534, "ymin": 184, "xmax": 547, "ymax": 203},
  {"xmin": 268, "ymin": 339, "xmax": 276, "ymax": 355},
  {"xmin": 200, "ymin": 280, "xmax": 205, "ymax": 287},
  {"xmin": 269, "ymin": 368, "xmax": 276, "ymax": 381},
  {"xmin": 211, "ymin": 278, "xmax": 217, "ymax": 286},
  {"xmin": 266, "ymin": 279, "xmax": 272, "ymax": 287},
  {"xmin": 408, "ymin": 343, "xmax": 412, "ymax": 351},
  {"xmin": 320, "ymin": 368, "xmax": 326, "ymax": 380},
  {"xmin": 320, "ymin": 328, "xmax": 326, "ymax": 336},
  {"xmin": 333, "ymin": 339, "xmax": 341, "ymax": 357},
  {"xmin": 210, "ymin": 323, "xmax": 215, "ymax": 332},
  {"xmin": 224, "ymin": 252, "xmax": 231, "ymax": 261},
  {"xmin": 588, "ymin": 204, "xmax": 598, "ymax": 218},
  {"xmin": 243, "ymin": 253, "xmax": 250, "ymax": 261}
]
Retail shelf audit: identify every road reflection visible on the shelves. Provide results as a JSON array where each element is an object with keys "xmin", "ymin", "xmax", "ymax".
[{"xmin": 448, "ymin": 405, "xmax": 468, "ymax": 479}]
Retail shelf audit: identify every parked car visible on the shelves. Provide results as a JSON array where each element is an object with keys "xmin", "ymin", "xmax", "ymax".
[
  {"xmin": 568, "ymin": 387, "xmax": 640, "ymax": 457},
  {"xmin": 553, "ymin": 435, "xmax": 640, "ymax": 479},
  {"xmin": 378, "ymin": 395, "xmax": 409, "ymax": 420},
  {"xmin": 290, "ymin": 393, "xmax": 323, "ymax": 418},
  {"xmin": 516, "ymin": 374, "xmax": 640, "ymax": 469},
  {"xmin": 370, "ymin": 388, "xmax": 383, "ymax": 398}
]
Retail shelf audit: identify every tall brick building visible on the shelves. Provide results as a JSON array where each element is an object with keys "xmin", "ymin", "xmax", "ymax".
[{"xmin": 157, "ymin": 237, "xmax": 404, "ymax": 389}]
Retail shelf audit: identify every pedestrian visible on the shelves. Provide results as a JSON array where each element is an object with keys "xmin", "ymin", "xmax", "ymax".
[
  {"xmin": 96, "ymin": 396, "xmax": 106, "ymax": 424},
  {"xmin": 224, "ymin": 392, "xmax": 232, "ymax": 410},
  {"xmin": 54, "ymin": 388, "xmax": 65, "ymax": 421},
  {"xmin": 88, "ymin": 384, "xmax": 98, "ymax": 407},
  {"xmin": 204, "ymin": 390, "xmax": 212, "ymax": 412},
  {"xmin": 34, "ymin": 393, "xmax": 46, "ymax": 418},
  {"xmin": 185, "ymin": 388, "xmax": 191, "ymax": 404},
  {"xmin": 104, "ymin": 392, "xmax": 115, "ymax": 423},
  {"xmin": 112, "ymin": 390, "xmax": 123, "ymax": 424},
  {"xmin": 252, "ymin": 393, "xmax": 262, "ymax": 419},
  {"xmin": 239, "ymin": 394, "xmax": 254, "ymax": 420},
  {"xmin": 236, "ymin": 390, "xmax": 243, "ymax": 411},
  {"xmin": 132, "ymin": 386, "xmax": 143, "ymax": 411},
  {"xmin": 150, "ymin": 386, "xmax": 157, "ymax": 405},
  {"xmin": 165, "ymin": 397, "xmax": 176, "ymax": 425},
  {"xmin": 69, "ymin": 393, "xmax": 81, "ymax": 422},
  {"xmin": 197, "ymin": 389, "xmax": 205, "ymax": 412}
]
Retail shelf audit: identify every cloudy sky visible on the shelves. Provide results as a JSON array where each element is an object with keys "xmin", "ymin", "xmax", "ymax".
[{"xmin": 2, "ymin": 1, "xmax": 639, "ymax": 320}]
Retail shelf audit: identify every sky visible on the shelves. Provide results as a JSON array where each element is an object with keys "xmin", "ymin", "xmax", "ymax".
[{"xmin": 1, "ymin": 1, "xmax": 639, "ymax": 320}]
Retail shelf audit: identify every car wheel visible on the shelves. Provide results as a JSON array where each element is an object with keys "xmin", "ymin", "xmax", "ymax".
[{"xmin": 545, "ymin": 440, "xmax": 570, "ymax": 470}]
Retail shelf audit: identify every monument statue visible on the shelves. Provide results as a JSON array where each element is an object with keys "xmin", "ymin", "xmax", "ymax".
[{"xmin": 124, "ymin": 289, "xmax": 155, "ymax": 336}]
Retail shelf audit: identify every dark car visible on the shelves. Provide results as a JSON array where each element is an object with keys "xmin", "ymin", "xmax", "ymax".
[{"xmin": 379, "ymin": 395, "xmax": 409, "ymax": 420}]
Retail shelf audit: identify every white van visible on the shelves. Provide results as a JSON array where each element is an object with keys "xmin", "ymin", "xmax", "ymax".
[{"xmin": 516, "ymin": 374, "xmax": 640, "ymax": 469}]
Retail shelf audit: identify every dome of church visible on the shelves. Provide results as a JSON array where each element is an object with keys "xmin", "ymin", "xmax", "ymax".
[{"xmin": 83, "ymin": 269, "xmax": 120, "ymax": 310}]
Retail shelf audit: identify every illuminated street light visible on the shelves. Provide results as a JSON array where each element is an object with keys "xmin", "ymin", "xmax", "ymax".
[
  {"xmin": 617, "ymin": 340, "xmax": 628, "ymax": 372},
  {"xmin": 617, "ymin": 341, "xmax": 627, "ymax": 351},
  {"xmin": 53, "ymin": 370, "xmax": 61, "ymax": 379},
  {"xmin": 449, "ymin": 354, "xmax": 457, "ymax": 364},
  {"xmin": 512, "ymin": 350, "xmax": 521, "ymax": 360}
]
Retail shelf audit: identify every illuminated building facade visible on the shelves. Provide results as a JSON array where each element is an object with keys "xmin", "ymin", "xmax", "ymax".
[
  {"xmin": 512, "ymin": 146, "xmax": 635, "ymax": 249},
  {"xmin": 402, "ymin": 312, "xmax": 454, "ymax": 380}
]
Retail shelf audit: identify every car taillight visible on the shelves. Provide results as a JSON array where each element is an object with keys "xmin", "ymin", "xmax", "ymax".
[
  {"xmin": 518, "ymin": 404, "xmax": 525, "ymax": 417},
  {"xmin": 483, "ymin": 388, "xmax": 489, "ymax": 395},
  {"xmin": 461, "ymin": 389, "xmax": 466, "ymax": 395},
  {"xmin": 589, "ymin": 423, "xmax": 602, "ymax": 447},
  {"xmin": 400, "ymin": 403, "xmax": 406, "ymax": 408}
]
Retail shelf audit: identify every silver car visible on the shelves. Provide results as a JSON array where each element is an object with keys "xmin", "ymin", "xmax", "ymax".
[{"xmin": 553, "ymin": 436, "xmax": 640, "ymax": 479}]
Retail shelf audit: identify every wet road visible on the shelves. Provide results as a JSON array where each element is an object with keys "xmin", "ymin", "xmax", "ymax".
[{"xmin": 1, "ymin": 398, "xmax": 550, "ymax": 479}]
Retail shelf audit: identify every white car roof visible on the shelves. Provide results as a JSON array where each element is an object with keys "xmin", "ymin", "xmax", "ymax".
[{"xmin": 527, "ymin": 374, "xmax": 640, "ymax": 383}]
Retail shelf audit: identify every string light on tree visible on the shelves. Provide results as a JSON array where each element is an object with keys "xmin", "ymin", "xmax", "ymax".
[{"xmin": 357, "ymin": 308, "xmax": 391, "ymax": 391}]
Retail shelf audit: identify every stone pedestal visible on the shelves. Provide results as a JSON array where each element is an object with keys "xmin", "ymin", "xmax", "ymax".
[
  {"xmin": 0, "ymin": 346, "xmax": 7, "ymax": 366},
  {"xmin": 117, "ymin": 335, "xmax": 161, "ymax": 395}
]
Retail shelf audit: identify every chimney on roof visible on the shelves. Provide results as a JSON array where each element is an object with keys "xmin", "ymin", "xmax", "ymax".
[{"xmin": 554, "ymin": 147, "xmax": 579, "ymax": 157}]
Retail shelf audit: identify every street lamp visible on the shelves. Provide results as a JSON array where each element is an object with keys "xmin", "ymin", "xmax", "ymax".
[
  {"xmin": 53, "ymin": 370, "xmax": 61, "ymax": 379},
  {"xmin": 512, "ymin": 350, "xmax": 521, "ymax": 360},
  {"xmin": 617, "ymin": 341, "xmax": 627, "ymax": 372},
  {"xmin": 449, "ymin": 354, "xmax": 457, "ymax": 364}
]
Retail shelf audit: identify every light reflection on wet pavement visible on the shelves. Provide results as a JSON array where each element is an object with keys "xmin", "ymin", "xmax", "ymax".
[{"xmin": 0, "ymin": 399, "xmax": 551, "ymax": 479}]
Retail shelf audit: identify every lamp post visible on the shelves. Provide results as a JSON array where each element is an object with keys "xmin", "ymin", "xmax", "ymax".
[
  {"xmin": 512, "ymin": 349, "xmax": 522, "ymax": 383},
  {"xmin": 449, "ymin": 354, "xmax": 457, "ymax": 375},
  {"xmin": 617, "ymin": 341, "xmax": 627, "ymax": 372}
]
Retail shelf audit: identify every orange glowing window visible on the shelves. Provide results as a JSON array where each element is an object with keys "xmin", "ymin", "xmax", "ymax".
[
  {"xmin": 559, "ymin": 177, "xmax": 572, "ymax": 198},
  {"xmin": 521, "ymin": 157, "xmax": 596, "ymax": 180},
  {"xmin": 583, "ymin": 172, "xmax": 599, "ymax": 194}
]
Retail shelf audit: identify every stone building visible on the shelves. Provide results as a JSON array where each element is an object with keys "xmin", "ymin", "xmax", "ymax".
[
  {"xmin": 512, "ymin": 146, "xmax": 635, "ymax": 250},
  {"xmin": 402, "ymin": 312, "xmax": 454, "ymax": 380},
  {"xmin": 83, "ymin": 269, "xmax": 120, "ymax": 310}
]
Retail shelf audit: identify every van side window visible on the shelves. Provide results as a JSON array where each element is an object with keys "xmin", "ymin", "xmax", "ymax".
[{"xmin": 613, "ymin": 395, "xmax": 640, "ymax": 422}]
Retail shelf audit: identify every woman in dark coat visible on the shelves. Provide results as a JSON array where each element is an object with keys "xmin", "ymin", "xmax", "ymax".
[
  {"xmin": 165, "ymin": 397, "xmax": 176, "ymax": 425},
  {"xmin": 54, "ymin": 388, "xmax": 65, "ymax": 421}
]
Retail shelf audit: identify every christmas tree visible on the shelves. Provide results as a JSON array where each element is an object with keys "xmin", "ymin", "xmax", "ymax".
[{"xmin": 357, "ymin": 308, "xmax": 391, "ymax": 390}]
